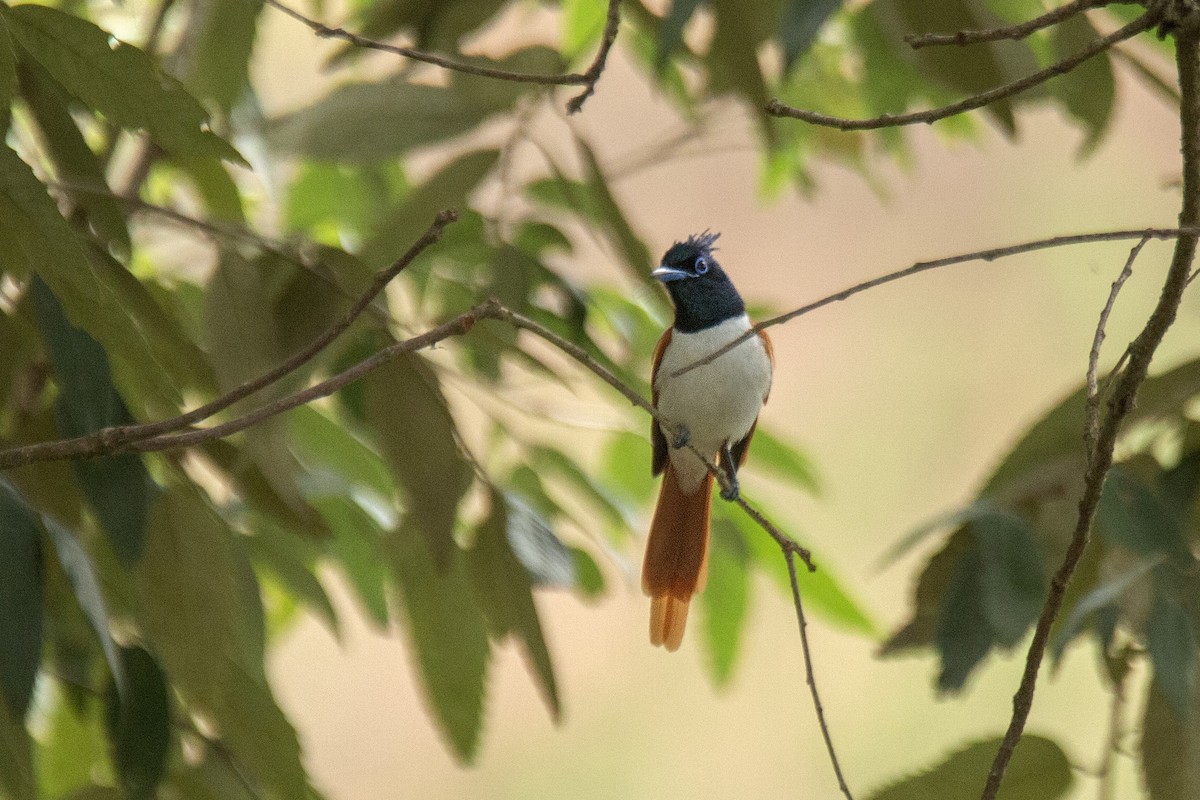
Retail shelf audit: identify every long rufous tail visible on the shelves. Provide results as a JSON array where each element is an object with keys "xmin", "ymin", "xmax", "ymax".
[{"xmin": 642, "ymin": 462, "xmax": 712, "ymax": 651}]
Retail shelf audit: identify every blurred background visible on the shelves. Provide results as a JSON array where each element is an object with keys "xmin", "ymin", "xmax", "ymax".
[{"xmin": 248, "ymin": 4, "xmax": 1197, "ymax": 798}]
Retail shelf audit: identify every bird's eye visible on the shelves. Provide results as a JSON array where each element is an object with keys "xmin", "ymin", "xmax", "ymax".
[{"xmin": 694, "ymin": 256, "xmax": 709, "ymax": 274}]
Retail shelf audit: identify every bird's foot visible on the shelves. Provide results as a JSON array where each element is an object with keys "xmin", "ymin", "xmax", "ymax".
[
  {"xmin": 671, "ymin": 425, "xmax": 691, "ymax": 449},
  {"xmin": 719, "ymin": 477, "xmax": 740, "ymax": 502}
]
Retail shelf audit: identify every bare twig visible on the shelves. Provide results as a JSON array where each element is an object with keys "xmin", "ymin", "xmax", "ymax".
[
  {"xmin": 263, "ymin": 0, "xmax": 620, "ymax": 112},
  {"xmin": 786, "ymin": 550, "xmax": 853, "ymax": 800},
  {"xmin": 1095, "ymin": 649, "xmax": 1133, "ymax": 800},
  {"xmin": 766, "ymin": 12, "xmax": 1157, "ymax": 130},
  {"xmin": 1084, "ymin": 237, "xmax": 1145, "ymax": 455},
  {"xmin": 905, "ymin": 0, "xmax": 1101, "ymax": 49},
  {"xmin": 981, "ymin": 17, "xmax": 1200, "ymax": 799},
  {"xmin": 671, "ymin": 225, "xmax": 1200, "ymax": 379},
  {"xmin": 0, "ymin": 210, "xmax": 458, "ymax": 470}
]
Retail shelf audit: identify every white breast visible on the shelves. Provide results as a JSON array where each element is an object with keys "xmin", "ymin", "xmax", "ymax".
[{"xmin": 654, "ymin": 315, "xmax": 772, "ymax": 492}]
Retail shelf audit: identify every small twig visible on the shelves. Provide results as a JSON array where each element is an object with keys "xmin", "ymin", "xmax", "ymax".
[
  {"xmin": 0, "ymin": 210, "xmax": 458, "ymax": 469},
  {"xmin": 672, "ymin": 225, "xmax": 1200, "ymax": 379},
  {"xmin": 566, "ymin": 0, "xmax": 622, "ymax": 114},
  {"xmin": 1085, "ymin": 237, "xmax": 1145, "ymax": 455},
  {"xmin": 905, "ymin": 0, "xmax": 1101, "ymax": 49},
  {"xmin": 264, "ymin": 0, "xmax": 620, "ymax": 113},
  {"xmin": 766, "ymin": 12, "xmax": 1157, "ymax": 130},
  {"xmin": 981, "ymin": 16, "xmax": 1200, "ymax": 799},
  {"xmin": 786, "ymin": 550, "xmax": 853, "ymax": 800},
  {"xmin": 1095, "ymin": 650, "xmax": 1132, "ymax": 800}
]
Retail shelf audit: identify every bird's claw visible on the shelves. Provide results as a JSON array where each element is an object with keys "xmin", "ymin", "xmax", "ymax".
[
  {"xmin": 720, "ymin": 482, "xmax": 740, "ymax": 502},
  {"xmin": 671, "ymin": 425, "xmax": 691, "ymax": 449}
]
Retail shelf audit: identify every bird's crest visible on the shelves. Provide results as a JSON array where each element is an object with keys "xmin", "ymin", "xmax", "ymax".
[{"xmin": 682, "ymin": 230, "xmax": 720, "ymax": 254}]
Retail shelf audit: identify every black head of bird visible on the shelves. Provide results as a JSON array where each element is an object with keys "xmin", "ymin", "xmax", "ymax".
[{"xmin": 651, "ymin": 232, "xmax": 746, "ymax": 333}]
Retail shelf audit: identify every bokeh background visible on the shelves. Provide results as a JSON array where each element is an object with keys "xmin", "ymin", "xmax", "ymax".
[{"xmin": 251, "ymin": 4, "xmax": 1195, "ymax": 798}]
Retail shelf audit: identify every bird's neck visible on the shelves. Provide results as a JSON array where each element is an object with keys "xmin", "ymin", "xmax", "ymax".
[{"xmin": 670, "ymin": 285, "xmax": 746, "ymax": 333}]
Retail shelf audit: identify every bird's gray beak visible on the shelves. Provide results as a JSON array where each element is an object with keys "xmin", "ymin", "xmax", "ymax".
[{"xmin": 651, "ymin": 265, "xmax": 690, "ymax": 282}]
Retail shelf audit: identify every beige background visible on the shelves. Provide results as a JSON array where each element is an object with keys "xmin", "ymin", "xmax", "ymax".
[{"xmin": 254, "ymin": 6, "xmax": 1197, "ymax": 799}]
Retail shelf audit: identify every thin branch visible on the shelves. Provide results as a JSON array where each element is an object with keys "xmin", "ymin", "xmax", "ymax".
[
  {"xmin": 905, "ymin": 0, "xmax": 1102, "ymax": 49},
  {"xmin": 1085, "ymin": 237, "xmax": 1145, "ymax": 455},
  {"xmin": 566, "ymin": 0, "xmax": 622, "ymax": 114},
  {"xmin": 264, "ymin": 0, "xmax": 621, "ymax": 112},
  {"xmin": 670, "ymin": 225, "xmax": 1200, "ymax": 379},
  {"xmin": 1095, "ymin": 649, "xmax": 1133, "ymax": 800},
  {"xmin": 981, "ymin": 16, "xmax": 1200, "ymax": 799},
  {"xmin": 766, "ymin": 12, "xmax": 1158, "ymax": 130},
  {"xmin": 0, "ymin": 210, "xmax": 458, "ymax": 470},
  {"xmin": 786, "ymin": 550, "xmax": 853, "ymax": 800}
]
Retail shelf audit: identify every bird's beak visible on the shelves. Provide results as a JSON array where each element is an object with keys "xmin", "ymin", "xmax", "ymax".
[{"xmin": 651, "ymin": 265, "xmax": 690, "ymax": 283}]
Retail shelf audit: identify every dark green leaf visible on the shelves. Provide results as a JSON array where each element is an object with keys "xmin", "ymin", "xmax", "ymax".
[
  {"xmin": 314, "ymin": 496, "xmax": 390, "ymax": 627},
  {"xmin": 1145, "ymin": 585, "xmax": 1199, "ymax": 719},
  {"xmin": 387, "ymin": 527, "xmax": 490, "ymax": 762},
  {"xmin": 466, "ymin": 492, "xmax": 560, "ymax": 720},
  {"xmin": 0, "ymin": 480, "xmax": 43, "ymax": 719},
  {"xmin": 570, "ymin": 546, "xmax": 605, "ymax": 598},
  {"xmin": 700, "ymin": 519, "xmax": 750, "ymax": 685},
  {"xmin": 1051, "ymin": 552, "xmax": 1163, "ymax": 664},
  {"xmin": 972, "ymin": 512, "xmax": 1045, "ymax": 646},
  {"xmin": 1048, "ymin": 13, "xmax": 1114, "ymax": 155},
  {"xmin": 1097, "ymin": 466, "xmax": 1192, "ymax": 563},
  {"xmin": 0, "ymin": 680, "xmax": 34, "ymax": 800},
  {"xmin": 867, "ymin": 734, "xmax": 1072, "ymax": 800},
  {"xmin": 707, "ymin": 0, "xmax": 771, "ymax": 110},
  {"xmin": 31, "ymin": 276, "xmax": 153, "ymax": 566},
  {"xmin": 1142, "ymin": 675, "xmax": 1200, "ymax": 800},
  {"xmin": 933, "ymin": 542, "xmax": 993, "ymax": 692},
  {"xmin": 177, "ymin": 0, "xmax": 263, "ymax": 112},
  {"xmin": 0, "ymin": 16, "xmax": 15, "ymax": 114},
  {"xmin": 4, "ymin": 5, "xmax": 241, "ymax": 162},
  {"xmin": 0, "ymin": 143, "xmax": 179, "ymax": 408},
  {"xmin": 105, "ymin": 646, "xmax": 171, "ymax": 800},
  {"xmin": 746, "ymin": 426, "xmax": 820, "ymax": 494},
  {"xmin": 348, "ymin": 0, "xmax": 508, "ymax": 52},
  {"xmin": 579, "ymin": 140, "xmax": 654, "ymax": 281},
  {"xmin": 657, "ymin": 0, "xmax": 704, "ymax": 70},
  {"xmin": 18, "ymin": 60, "xmax": 130, "ymax": 256},
  {"xmin": 366, "ymin": 353, "xmax": 473, "ymax": 570},
  {"xmin": 778, "ymin": 0, "xmax": 841, "ymax": 73}
]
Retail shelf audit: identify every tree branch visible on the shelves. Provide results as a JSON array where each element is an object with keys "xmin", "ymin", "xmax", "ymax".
[
  {"xmin": 670, "ymin": 225, "xmax": 1200, "ymax": 380},
  {"xmin": 905, "ymin": 0, "xmax": 1102, "ymax": 49},
  {"xmin": 263, "ymin": 0, "xmax": 620, "ymax": 113},
  {"xmin": 766, "ymin": 12, "xmax": 1157, "ymax": 130},
  {"xmin": 0, "ymin": 210, "xmax": 458, "ymax": 470},
  {"xmin": 981, "ymin": 13, "xmax": 1200, "ymax": 799},
  {"xmin": 1085, "ymin": 236, "xmax": 1145, "ymax": 455}
]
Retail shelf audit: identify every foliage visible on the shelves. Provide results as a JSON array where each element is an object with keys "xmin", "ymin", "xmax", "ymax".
[{"xmin": 0, "ymin": 0, "xmax": 1190, "ymax": 798}]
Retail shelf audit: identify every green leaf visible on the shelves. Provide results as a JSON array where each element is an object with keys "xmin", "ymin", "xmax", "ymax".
[
  {"xmin": 314, "ymin": 496, "xmax": 390, "ymax": 627},
  {"xmin": 176, "ymin": 0, "xmax": 263, "ymax": 112},
  {"xmin": 1098, "ymin": 466, "xmax": 1192, "ymax": 563},
  {"xmin": 31, "ymin": 276, "xmax": 153, "ymax": 565},
  {"xmin": 570, "ymin": 546, "xmax": 605, "ymax": 598},
  {"xmin": 972, "ymin": 512, "xmax": 1046, "ymax": 646},
  {"xmin": 40, "ymin": 688, "xmax": 112, "ymax": 797},
  {"xmin": 18, "ymin": 60, "xmax": 130, "ymax": 256},
  {"xmin": 0, "ymin": 480, "xmax": 43, "ymax": 719},
  {"xmin": 289, "ymin": 406, "xmax": 394, "ymax": 501},
  {"xmin": 746, "ymin": 426, "xmax": 820, "ymax": 494},
  {"xmin": 0, "ymin": 679, "xmax": 34, "ymax": 800},
  {"xmin": 387, "ymin": 527, "xmax": 490, "ymax": 762},
  {"xmin": 1145, "ymin": 584, "xmax": 1199, "ymax": 719},
  {"xmin": 562, "ymin": 0, "xmax": 609, "ymax": 60},
  {"xmin": 0, "ymin": 16, "xmax": 15, "ymax": 115},
  {"xmin": 700, "ymin": 519, "xmax": 750, "ymax": 685},
  {"xmin": 1051, "ymin": 552, "xmax": 1163, "ymax": 664},
  {"xmin": 347, "ymin": 0, "xmax": 508, "ymax": 52},
  {"xmin": 707, "ymin": 0, "xmax": 772, "ymax": 110},
  {"xmin": 600, "ymin": 430, "xmax": 657, "ymax": 504},
  {"xmin": 529, "ymin": 445, "xmax": 634, "ymax": 539},
  {"xmin": 365, "ymin": 353, "xmax": 473, "ymax": 570},
  {"xmin": 0, "ymin": 143, "xmax": 180, "ymax": 409},
  {"xmin": 867, "ymin": 734, "xmax": 1072, "ymax": 800},
  {"xmin": 933, "ymin": 541, "xmax": 993, "ymax": 692},
  {"xmin": 243, "ymin": 518, "xmax": 338, "ymax": 635},
  {"xmin": 1142, "ymin": 675, "xmax": 1200, "ymax": 800},
  {"xmin": 657, "ymin": 0, "xmax": 704, "ymax": 70},
  {"xmin": 284, "ymin": 162, "xmax": 385, "ymax": 237},
  {"xmin": 3, "ymin": 5, "xmax": 241, "ymax": 163},
  {"xmin": 778, "ymin": 0, "xmax": 841, "ymax": 74},
  {"xmin": 502, "ymin": 495, "xmax": 578, "ymax": 590},
  {"xmin": 105, "ymin": 646, "xmax": 171, "ymax": 800},
  {"xmin": 466, "ymin": 492, "xmax": 561, "ymax": 720},
  {"xmin": 1048, "ymin": 13, "xmax": 1114, "ymax": 156}
]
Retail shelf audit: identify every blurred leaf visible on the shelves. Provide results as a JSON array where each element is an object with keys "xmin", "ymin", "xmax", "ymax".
[
  {"xmin": 502, "ymin": 494, "xmax": 577, "ymax": 590},
  {"xmin": 778, "ymin": 0, "xmax": 841, "ymax": 74},
  {"xmin": 366, "ymin": 353, "xmax": 473, "ymax": 570},
  {"xmin": 1050, "ymin": 552, "xmax": 1163, "ymax": 665},
  {"xmin": 289, "ymin": 405, "xmax": 394, "ymax": 500},
  {"xmin": 200, "ymin": 439, "xmax": 327, "ymax": 538},
  {"xmin": 1145, "ymin": 584, "xmax": 1199, "ymax": 719},
  {"xmin": 3, "ymin": 5, "xmax": 242, "ymax": 163},
  {"xmin": 347, "ymin": 0, "xmax": 509, "ymax": 52},
  {"xmin": 1049, "ymin": 13, "xmax": 1114, "ymax": 156},
  {"xmin": 177, "ymin": 0, "xmax": 263, "ymax": 112},
  {"xmin": 0, "ymin": 17, "xmax": 14, "ymax": 114},
  {"xmin": 284, "ymin": 162, "xmax": 384, "ymax": 237},
  {"xmin": 570, "ymin": 546, "xmax": 606, "ymax": 598},
  {"xmin": 562, "ymin": 0, "xmax": 609, "ymax": 60},
  {"xmin": 243, "ymin": 518, "xmax": 338, "ymax": 634},
  {"xmin": 1097, "ymin": 466, "xmax": 1192, "ymax": 564},
  {"xmin": 701, "ymin": 519, "xmax": 750, "ymax": 685},
  {"xmin": 530, "ymin": 445, "xmax": 633, "ymax": 539},
  {"xmin": 747, "ymin": 426, "xmax": 820, "ymax": 494},
  {"xmin": 314, "ymin": 496, "xmax": 390, "ymax": 627},
  {"xmin": 31, "ymin": 276, "xmax": 153, "ymax": 565},
  {"xmin": 387, "ymin": 527, "xmax": 490, "ymax": 762},
  {"xmin": 933, "ymin": 541, "xmax": 992, "ymax": 692},
  {"xmin": 1142, "ymin": 675, "xmax": 1200, "ymax": 800},
  {"xmin": 168, "ymin": 154, "xmax": 245, "ymax": 221},
  {"xmin": 0, "ymin": 480, "xmax": 43, "ymax": 719},
  {"xmin": 40, "ymin": 689, "xmax": 111, "ymax": 798},
  {"xmin": 467, "ymin": 492, "xmax": 560, "ymax": 719},
  {"xmin": 18, "ymin": 60, "xmax": 130, "ymax": 256},
  {"xmin": 0, "ymin": 681, "xmax": 34, "ymax": 800},
  {"xmin": 0, "ymin": 143, "xmax": 179, "ymax": 408},
  {"xmin": 105, "ymin": 645, "xmax": 170, "ymax": 800},
  {"xmin": 707, "ymin": 0, "xmax": 772, "ymax": 110},
  {"xmin": 657, "ymin": 0, "xmax": 704, "ymax": 70},
  {"xmin": 600, "ymin": 430, "xmax": 657, "ymax": 504},
  {"xmin": 867, "ymin": 734, "xmax": 1072, "ymax": 800}
]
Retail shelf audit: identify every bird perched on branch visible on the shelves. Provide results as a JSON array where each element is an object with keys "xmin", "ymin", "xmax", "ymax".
[{"xmin": 643, "ymin": 232, "xmax": 774, "ymax": 651}]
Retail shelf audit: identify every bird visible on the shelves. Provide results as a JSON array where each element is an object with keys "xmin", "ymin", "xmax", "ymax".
[{"xmin": 643, "ymin": 231, "xmax": 774, "ymax": 651}]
